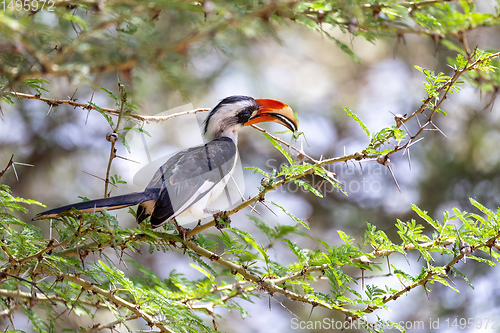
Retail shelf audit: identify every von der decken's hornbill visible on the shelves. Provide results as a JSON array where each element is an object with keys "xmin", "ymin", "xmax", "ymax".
[{"xmin": 34, "ymin": 96, "xmax": 297, "ymax": 229}]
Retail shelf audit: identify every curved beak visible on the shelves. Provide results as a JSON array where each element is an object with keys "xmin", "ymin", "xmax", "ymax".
[{"xmin": 244, "ymin": 99, "xmax": 297, "ymax": 132}]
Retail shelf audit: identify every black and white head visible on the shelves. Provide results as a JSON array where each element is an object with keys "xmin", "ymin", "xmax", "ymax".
[{"xmin": 203, "ymin": 95, "xmax": 297, "ymax": 141}]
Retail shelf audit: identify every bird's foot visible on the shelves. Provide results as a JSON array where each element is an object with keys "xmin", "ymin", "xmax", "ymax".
[
  {"xmin": 172, "ymin": 219, "xmax": 191, "ymax": 242},
  {"xmin": 213, "ymin": 211, "xmax": 231, "ymax": 230}
]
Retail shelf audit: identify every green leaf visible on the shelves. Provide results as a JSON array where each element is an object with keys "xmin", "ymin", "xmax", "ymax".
[
  {"xmin": 270, "ymin": 201, "xmax": 309, "ymax": 230},
  {"xmin": 450, "ymin": 267, "xmax": 474, "ymax": 289},
  {"xmin": 110, "ymin": 174, "xmax": 127, "ymax": 185},
  {"xmin": 412, "ymin": 204, "xmax": 440, "ymax": 229},
  {"xmin": 100, "ymin": 87, "xmax": 118, "ymax": 101},
  {"xmin": 62, "ymin": 12, "xmax": 89, "ymax": 29},
  {"xmin": 89, "ymin": 102, "xmax": 114, "ymax": 128},
  {"xmin": 282, "ymin": 239, "xmax": 308, "ymax": 263},
  {"xmin": 469, "ymin": 198, "xmax": 492, "ymax": 216},
  {"xmin": 121, "ymin": 126, "xmax": 151, "ymax": 137},
  {"xmin": 244, "ymin": 166, "xmax": 270, "ymax": 178},
  {"xmin": 467, "ymin": 255, "xmax": 496, "ymax": 267},
  {"xmin": 230, "ymin": 227, "xmax": 270, "ymax": 266},
  {"xmin": 344, "ymin": 108, "xmax": 370, "ymax": 137},
  {"xmin": 337, "ymin": 230, "xmax": 354, "ymax": 245},
  {"xmin": 262, "ymin": 133, "xmax": 293, "ymax": 164},
  {"xmin": 249, "ymin": 215, "xmax": 302, "ymax": 243},
  {"xmin": 310, "ymin": 164, "xmax": 346, "ymax": 195},
  {"xmin": 189, "ymin": 263, "xmax": 216, "ymax": 281},
  {"xmin": 186, "ymin": 249, "xmax": 218, "ymax": 277},
  {"xmin": 291, "ymin": 178, "xmax": 323, "ymax": 197},
  {"xmin": 117, "ymin": 132, "xmax": 131, "ymax": 153}
]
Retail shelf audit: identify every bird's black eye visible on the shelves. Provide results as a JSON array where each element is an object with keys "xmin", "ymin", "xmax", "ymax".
[{"xmin": 237, "ymin": 106, "xmax": 255, "ymax": 125}]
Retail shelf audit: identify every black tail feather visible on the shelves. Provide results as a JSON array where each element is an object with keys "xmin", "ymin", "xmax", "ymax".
[{"xmin": 33, "ymin": 192, "xmax": 151, "ymax": 220}]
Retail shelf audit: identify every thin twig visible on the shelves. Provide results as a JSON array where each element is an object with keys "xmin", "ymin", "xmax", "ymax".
[
  {"xmin": 80, "ymin": 314, "xmax": 141, "ymax": 333},
  {"xmin": 0, "ymin": 272, "xmax": 57, "ymax": 306},
  {"xmin": 9, "ymin": 91, "xmax": 209, "ymax": 122},
  {"xmin": 41, "ymin": 269, "xmax": 175, "ymax": 333},
  {"xmin": 184, "ymin": 240, "xmax": 357, "ymax": 318},
  {"xmin": 250, "ymin": 125, "xmax": 319, "ymax": 164},
  {"xmin": 103, "ymin": 83, "xmax": 126, "ymax": 197},
  {"xmin": 0, "ymin": 155, "xmax": 14, "ymax": 179}
]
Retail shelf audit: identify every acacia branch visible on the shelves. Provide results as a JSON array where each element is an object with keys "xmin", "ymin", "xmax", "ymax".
[
  {"xmin": 80, "ymin": 314, "xmax": 141, "ymax": 333},
  {"xmin": 41, "ymin": 269, "xmax": 175, "ymax": 333},
  {"xmin": 250, "ymin": 124, "xmax": 321, "ymax": 164},
  {"xmin": 317, "ymin": 51, "xmax": 500, "ymax": 170},
  {"xmin": 1, "ymin": 225, "xmax": 95, "ymax": 279},
  {"xmin": 363, "ymin": 229, "xmax": 500, "ymax": 313},
  {"xmin": 0, "ymin": 288, "xmax": 104, "ymax": 308},
  {"xmin": 54, "ymin": 230, "xmax": 178, "ymax": 258},
  {"xmin": 186, "ymin": 149, "xmax": 375, "ymax": 238},
  {"xmin": 17, "ymin": 239, "xmax": 70, "ymax": 267},
  {"xmin": 8, "ymin": 92, "xmax": 209, "ymax": 122},
  {"xmin": 184, "ymin": 240, "xmax": 357, "ymax": 318},
  {"xmin": 1, "ymin": 239, "xmax": 69, "ymax": 280}
]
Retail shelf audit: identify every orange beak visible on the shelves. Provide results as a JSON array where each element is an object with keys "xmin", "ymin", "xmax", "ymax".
[{"xmin": 244, "ymin": 99, "xmax": 297, "ymax": 132}]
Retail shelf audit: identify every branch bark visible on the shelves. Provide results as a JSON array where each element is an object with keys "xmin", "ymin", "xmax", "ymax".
[{"xmin": 41, "ymin": 269, "xmax": 176, "ymax": 333}]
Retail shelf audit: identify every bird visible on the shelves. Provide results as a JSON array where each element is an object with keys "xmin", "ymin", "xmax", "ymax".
[{"xmin": 34, "ymin": 95, "xmax": 297, "ymax": 232}]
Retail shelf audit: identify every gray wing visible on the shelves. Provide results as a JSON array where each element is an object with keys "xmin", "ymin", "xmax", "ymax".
[{"xmin": 138, "ymin": 137, "xmax": 237, "ymax": 227}]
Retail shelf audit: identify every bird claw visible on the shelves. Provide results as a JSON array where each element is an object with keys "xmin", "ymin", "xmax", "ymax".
[
  {"xmin": 172, "ymin": 219, "xmax": 191, "ymax": 242},
  {"xmin": 213, "ymin": 211, "xmax": 230, "ymax": 230}
]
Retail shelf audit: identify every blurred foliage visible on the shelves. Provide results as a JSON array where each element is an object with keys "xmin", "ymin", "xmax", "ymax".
[
  {"xmin": 1, "ymin": 0, "xmax": 500, "ymax": 333},
  {"xmin": 1, "ymin": 0, "xmax": 500, "ymax": 95}
]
